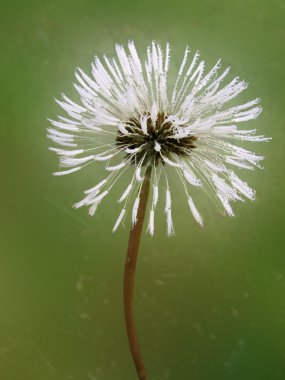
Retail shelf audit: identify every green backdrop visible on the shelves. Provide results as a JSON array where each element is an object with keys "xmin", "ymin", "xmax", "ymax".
[{"xmin": 1, "ymin": 0, "xmax": 285, "ymax": 379}]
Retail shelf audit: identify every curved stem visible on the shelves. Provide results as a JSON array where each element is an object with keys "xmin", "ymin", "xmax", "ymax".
[{"xmin": 124, "ymin": 165, "xmax": 152, "ymax": 380}]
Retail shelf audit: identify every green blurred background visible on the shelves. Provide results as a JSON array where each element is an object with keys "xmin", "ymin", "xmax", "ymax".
[{"xmin": 1, "ymin": 0, "xmax": 285, "ymax": 379}]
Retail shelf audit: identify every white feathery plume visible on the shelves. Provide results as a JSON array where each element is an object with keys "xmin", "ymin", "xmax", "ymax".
[
  {"xmin": 53, "ymin": 167, "xmax": 82, "ymax": 176},
  {"xmin": 60, "ymin": 155, "xmax": 94, "ymax": 167},
  {"xmin": 183, "ymin": 169, "xmax": 202, "ymax": 187},
  {"xmin": 93, "ymin": 153, "xmax": 116, "ymax": 161},
  {"xmin": 132, "ymin": 197, "xmax": 140, "ymax": 226},
  {"xmin": 118, "ymin": 184, "xmax": 133, "ymax": 203},
  {"xmin": 49, "ymin": 148, "xmax": 83, "ymax": 156},
  {"xmin": 188, "ymin": 197, "xmax": 203, "ymax": 227},
  {"xmin": 165, "ymin": 188, "xmax": 172, "ymax": 212},
  {"xmin": 106, "ymin": 162, "xmax": 126, "ymax": 171},
  {"xmin": 84, "ymin": 178, "xmax": 108, "ymax": 194},
  {"xmin": 166, "ymin": 209, "xmax": 175, "ymax": 236},
  {"xmin": 147, "ymin": 209, "xmax": 155, "ymax": 236},
  {"xmin": 153, "ymin": 185, "xmax": 159, "ymax": 209},
  {"xmin": 91, "ymin": 190, "xmax": 109, "ymax": 204},
  {"xmin": 112, "ymin": 208, "xmax": 126, "ymax": 232}
]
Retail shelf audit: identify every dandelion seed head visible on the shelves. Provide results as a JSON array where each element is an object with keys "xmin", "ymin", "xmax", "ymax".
[{"xmin": 48, "ymin": 41, "xmax": 270, "ymax": 235}]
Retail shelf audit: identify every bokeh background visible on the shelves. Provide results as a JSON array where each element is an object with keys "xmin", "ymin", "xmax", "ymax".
[{"xmin": 1, "ymin": 0, "xmax": 285, "ymax": 379}]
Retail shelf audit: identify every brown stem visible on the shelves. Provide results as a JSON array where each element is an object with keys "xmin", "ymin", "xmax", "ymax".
[{"xmin": 124, "ymin": 165, "xmax": 152, "ymax": 380}]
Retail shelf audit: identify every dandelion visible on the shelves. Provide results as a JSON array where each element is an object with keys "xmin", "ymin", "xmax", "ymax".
[
  {"xmin": 48, "ymin": 41, "xmax": 270, "ymax": 379},
  {"xmin": 49, "ymin": 41, "xmax": 269, "ymax": 233}
]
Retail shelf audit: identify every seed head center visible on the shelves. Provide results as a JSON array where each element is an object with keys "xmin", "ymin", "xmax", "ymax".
[{"xmin": 116, "ymin": 112, "xmax": 197, "ymax": 166}]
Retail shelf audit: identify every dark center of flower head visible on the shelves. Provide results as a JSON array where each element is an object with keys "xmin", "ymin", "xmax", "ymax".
[{"xmin": 116, "ymin": 112, "xmax": 198, "ymax": 166}]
